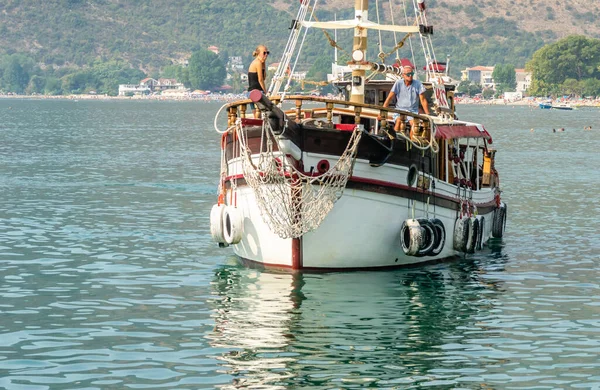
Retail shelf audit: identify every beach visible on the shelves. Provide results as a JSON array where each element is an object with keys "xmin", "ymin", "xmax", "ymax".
[{"xmin": 2, "ymin": 92, "xmax": 600, "ymax": 108}]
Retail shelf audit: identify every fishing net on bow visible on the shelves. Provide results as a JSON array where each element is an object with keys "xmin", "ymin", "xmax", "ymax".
[{"xmin": 233, "ymin": 119, "xmax": 363, "ymax": 239}]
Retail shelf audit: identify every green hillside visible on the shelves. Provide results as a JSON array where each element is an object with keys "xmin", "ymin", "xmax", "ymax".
[
  {"xmin": 1, "ymin": 0, "xmax": 599, "ymax": 94},
  {"xmin": 0, "ymin": 0, "xmax": 294, "ymax": 70}
]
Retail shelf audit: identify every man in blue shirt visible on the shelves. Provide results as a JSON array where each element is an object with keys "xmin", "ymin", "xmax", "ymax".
[{"xmin": 381, "ymin": 66, "xmax": 430, "ymax": 137}]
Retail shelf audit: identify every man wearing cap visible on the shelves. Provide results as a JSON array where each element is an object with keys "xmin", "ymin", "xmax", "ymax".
[{"xmin": 381, "ymin": 66, "xmax": 430, "ymax": 137}]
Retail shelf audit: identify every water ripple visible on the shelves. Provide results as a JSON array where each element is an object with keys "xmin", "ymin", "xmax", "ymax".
[{"xmin": 1, "ymin": 101, "xmax": 599, "ymax": 388}]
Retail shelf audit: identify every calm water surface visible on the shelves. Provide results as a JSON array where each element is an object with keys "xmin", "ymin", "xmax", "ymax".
[{"xmin": 0, "ymin": 99, "xmax": 599, "ymax": 389}]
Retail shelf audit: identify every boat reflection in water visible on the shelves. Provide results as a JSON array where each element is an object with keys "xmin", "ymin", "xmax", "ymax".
[{"xmin": 207, "ymin": 251, "xmax": 508, "ymax": 388}]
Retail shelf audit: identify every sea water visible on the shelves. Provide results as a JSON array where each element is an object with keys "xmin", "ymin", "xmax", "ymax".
[{"xmin": 0, "ymin": 99, "xmax": 599, "ymax": 389}]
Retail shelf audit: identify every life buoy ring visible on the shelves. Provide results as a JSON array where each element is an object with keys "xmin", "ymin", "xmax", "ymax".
[
  {"xmin": 210, "ymin": 204, "xmax": 227, "ymax": 246},
  {"xmin": 453, "ymin": 216, "xmax": 470, "ymax": 252},
  {"xmin": 465, "ymin": 217, "xmax": 480, "ymax": 254},
  {"xmin": 222, "ymin": 205, "xmax": 243, "ymax": 245},
  {"xmin": 400, "ymin": 219, "xmax": 423, "ymax": 256},
  {"xmin": 476, "ymin": 215, "xmax": 485, "ymax": 250},
  {"xmin": 491, "ymin": 202, "xmax": 507, "ymax": 238},
  {"xmin": 416, "ymin": 218, "xmax": 436, "ymax": 257},
  {"xmin": 316, "ymin": 159, "xmax": 330, "ymax": 174},
  {"xmin": 429, "ymin": 218, "xmax": 446, "ymax": 256}
]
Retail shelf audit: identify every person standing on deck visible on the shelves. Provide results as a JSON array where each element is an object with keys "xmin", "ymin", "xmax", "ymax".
[
  {"xmin": 247, "ymin": 45, "xmax": 269, "ymax": 118},
  {"xmin": 248, "ymin": 45, "xmax": 269, "ymax": 94},
  {"xmin": 381, "ymin": 66, "xmax": 430, "ymax": 137}
]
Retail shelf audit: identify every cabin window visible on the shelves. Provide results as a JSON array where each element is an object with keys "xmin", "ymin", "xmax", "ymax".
[{"xmin": 365, "ymin": 89, "xmax": 376, "ymax": 105}]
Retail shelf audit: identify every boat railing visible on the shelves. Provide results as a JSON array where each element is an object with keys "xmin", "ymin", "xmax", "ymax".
[{"xmin": 224, "ymin": 94, "xmax": 434, "ymax": 136}]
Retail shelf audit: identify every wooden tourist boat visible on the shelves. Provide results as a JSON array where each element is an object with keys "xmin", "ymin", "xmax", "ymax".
[{"xmin": 210, "ymin": 0, "xmax": 507, "ymax": 270}]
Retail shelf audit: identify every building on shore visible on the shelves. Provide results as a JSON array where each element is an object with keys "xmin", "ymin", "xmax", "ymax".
[
  {"xmin": 118, "ymin": 78, "xmax": 188, "ymax": 96},
  {"xmin": 461, "ymin": 66, "xmax": 532, "ymax": 94},
  {"xmin": 461, "ymin": 66, "xmax": 495, "ymax": 89}
]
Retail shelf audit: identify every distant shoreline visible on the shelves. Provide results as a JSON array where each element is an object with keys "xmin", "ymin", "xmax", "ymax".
[
  {"xmin": 0, "ymin": 93, "xmax": 245, "ymax": 103},
  {"xmin": 2, "ymin": 93, "xmax": 600, "ymax": 108}
]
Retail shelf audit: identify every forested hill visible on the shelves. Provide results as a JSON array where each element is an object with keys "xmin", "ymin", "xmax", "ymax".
[{"xmin": 1, "ymin": 0, "xmax": 600, "ymax": 75}]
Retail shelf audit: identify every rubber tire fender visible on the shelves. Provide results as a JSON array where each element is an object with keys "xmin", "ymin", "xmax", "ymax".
[
  {"xmin": 223, "ymin": 205, "xmax": 243, "ymax": 245},
  {"xmin": 491, "ymin": 202, "xmax": 507, "ymax": 238},
  {"xmin": 210, "ymin": 204, "xmax": 227, "ymax": 245},
  {"xmin": 465, "ymin": 217, "xmax": 480, "ymax": 254},
  {"xmin": 453, "ymin": 216, "xmax": 470, "ymax": 252},
  {"xmin": 400, "ymin": 219, "xmax": 423, "ymax": 256},
  {"xmin": 416, "ymin": 218, "xmax": 436, "ymax": 257},
  {"xmin": 428, "ymin": 218, "xmax": 446, "ymax": 256},
  {"xmin": 475, "ymin": 215, "xmax": 485, "ymax": 250}
]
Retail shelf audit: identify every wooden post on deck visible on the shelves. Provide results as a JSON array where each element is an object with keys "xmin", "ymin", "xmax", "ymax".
[
  {"xmin": 399, "ymin": 114, "xmax": 407, "ymax": 135},
  {"xmin": 326, "ymin": 102, "xmax": 334, "ymax": 126},
  {"xmin": 295, "ymin": 99, "xmax": 303, "ymax": 122},
  {"xmin": 228, "ymin": 106, "xmax": 238, "ymax": 126},
  {"xmin": 380, "ymin": 109, "xmax": 388, "ymax": 131},
  {"xmin": 354, "ymin": 105, "xmax": 362, "ymax": 124}
]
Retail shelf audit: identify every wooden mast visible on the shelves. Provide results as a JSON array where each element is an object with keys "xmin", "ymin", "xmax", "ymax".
[{"xmin": 349, "ymin": 0, "xmax": 369, "ymax": 105}]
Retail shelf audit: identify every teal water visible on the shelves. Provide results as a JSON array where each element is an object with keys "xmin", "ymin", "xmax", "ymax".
[{"xmin": 0, "ymin": 99, "xmax": 599, "ymax": 389}]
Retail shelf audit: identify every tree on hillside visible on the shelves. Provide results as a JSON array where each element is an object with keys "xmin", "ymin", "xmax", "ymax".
[
  {"xmin": 188, "ymin": 49, "xmax": 226, "ymax": 91},
  {"xmin": 1, "ymin": 55, "xmax": 36, "ymax": 93},
  {"xmin": 306, "ymin": 55, "xmax": 332, "ymax": 81},
  {"xmin": 492, "ymin": 64, "xmax": 516, "ymax": 90},
  {"xmin": 457, "ymin": 81, "xmax": 482, "ymax": 97},
  {"xmin": 527, "ymin": 35, "xmax": 600, "ymax": 96}
]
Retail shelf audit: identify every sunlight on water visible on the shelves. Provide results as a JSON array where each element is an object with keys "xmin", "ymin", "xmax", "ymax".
[{"xmin": 0, "ymin": 99, "xmax": 599, "ymax": 388}]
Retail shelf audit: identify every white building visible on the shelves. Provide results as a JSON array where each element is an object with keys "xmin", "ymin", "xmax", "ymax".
[
  {"xmin": 228, "ymin": 56, "xmax": 244, "ymax": 71},
  {"xmin": 461, "ymin": 65, "xmax": 532, "ymax": 94},
  {"xmin": 118, "ymin": 77, "xmax": 187, "ymax": 96},
  {"xmin": 461, "ymin": 66, "xmax": 495, "ymax": 89},
  {"xmin": 515, "ymin": 69, "xmax": 532, "ymax": 94},
  {"xmin": 118, "ymin": 84, "xmax": 150, "ymax": 96}
]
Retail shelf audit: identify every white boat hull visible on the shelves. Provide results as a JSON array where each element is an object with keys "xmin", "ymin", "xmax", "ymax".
[{"xmin": 226, "ymin": 158, "xmax": 497, "ymax": 270}]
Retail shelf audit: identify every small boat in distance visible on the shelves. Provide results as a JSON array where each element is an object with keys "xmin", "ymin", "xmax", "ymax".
[
  {"xmin": 551, "ymin": 102, "xmax": 573, "ymax": 110},
  {"xmin": 539, "ymin": 101, "xmax": 552, "ymax": 109},
  {"xmin": 210, "ymin": 0, "xmax": 508, "ymax": 271}
]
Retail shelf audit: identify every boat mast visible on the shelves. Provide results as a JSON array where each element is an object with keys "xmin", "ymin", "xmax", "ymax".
[{"xmin": 349, "ymin": 0, "xmax": 369, "ymax": 105}]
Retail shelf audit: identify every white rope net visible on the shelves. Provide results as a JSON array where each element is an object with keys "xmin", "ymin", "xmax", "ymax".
[{"xmin": 233, "ymin": 119, "xmax": 363, "ymax": 239}]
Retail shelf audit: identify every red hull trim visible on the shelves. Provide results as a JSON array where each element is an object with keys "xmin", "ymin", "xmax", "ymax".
[
  {"xmin": 292, "ymin": 237, "xmax": 303, "ymax": 270},
  {"xmin": 224, "ymin": 174, "xmax": 498, "ymax": 213},
  {"xmin": 237, "ymin": 253, "xmax": 463, "ymax": 273}
]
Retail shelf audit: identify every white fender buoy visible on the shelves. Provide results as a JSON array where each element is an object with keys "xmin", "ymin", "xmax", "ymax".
[
  {"xmin": 210, "ymin": 204, "xmax": 227, "ymax": 246},
  {"xmin": 476, "ymin": 215, "xmax": 485, "ymax": 250},
  {"xmin": 416, "ymin": 218, "xmax": 436, "ymax": 256},
  {"xmin": 429, "ymin": 218, "xmax": 446, "ymax": 256},
  {"xmin": 491, "ymin": 202, "xmax": 507, "ymax": 238},
  {"xmin": 222, "ymin": 205, "xmax": 243, "ymax": 245},
  {"xmin": 465, "ymin": 217, "xmax": 480, "ymax": 254},
  {"xmin": 453, "ymin": 216, "xmax": 470, "ymax": 252},
  {"xmin": 401, "ymin": 219, "xmax": 423, "ymax": 256}
]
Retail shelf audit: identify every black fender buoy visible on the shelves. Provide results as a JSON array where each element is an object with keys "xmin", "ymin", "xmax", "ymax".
[
  {"xmin": 492, "ymin": 202, "xmax": 507, "ymax": 238},
  {"xmin": 476, "ymin": 215, "xmax": 485, "ymax": 250},
  {"xmin": 416, "ymin": 218, "xmax": 436, "ymax": 257},
  {"xmin": 429, "ymin": 218, "xmax": 446, "ymax": 256},
  {"xmin": 465, "ymin": 217, "xmax": 480, "ymax": 254}
]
